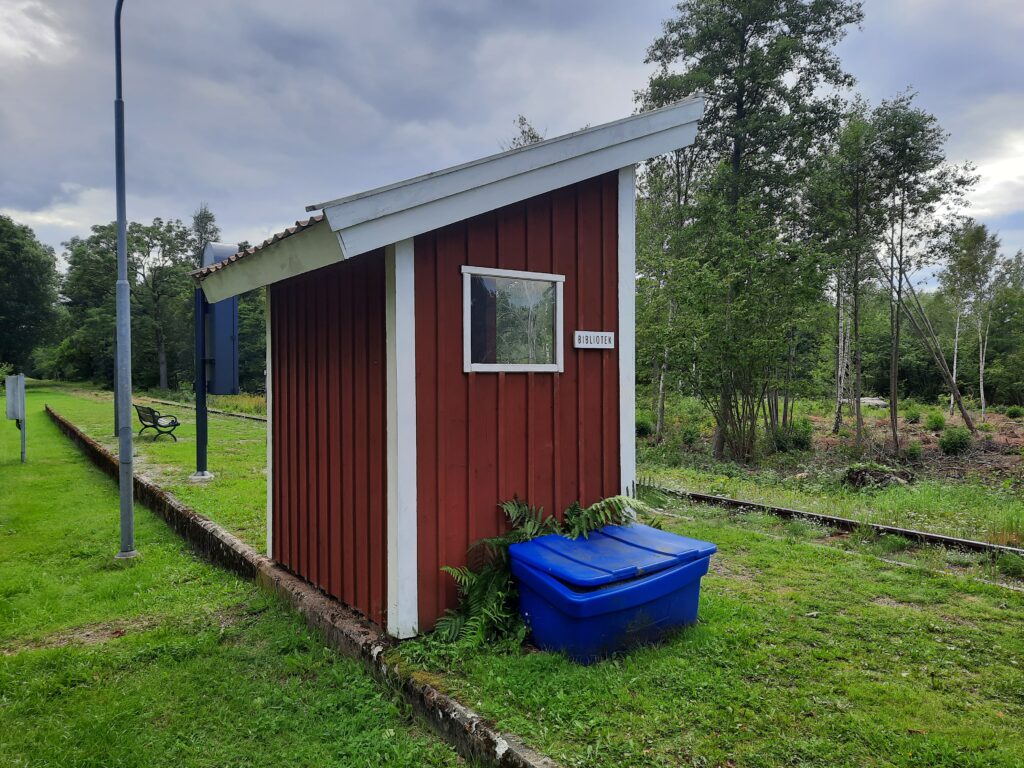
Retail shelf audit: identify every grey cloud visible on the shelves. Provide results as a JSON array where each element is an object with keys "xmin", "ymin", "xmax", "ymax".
[{"xmin": 1, "ymin": 0, "xmax": 1021, "ymax": 258}]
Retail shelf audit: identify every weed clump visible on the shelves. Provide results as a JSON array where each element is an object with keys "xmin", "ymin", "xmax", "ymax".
[
  {"xmin": 904, "ymin": 440, "xmax": 923, "ymax": 461},
  {"xmin": 939, "ymin": 426, "xmax": 972, "ymax": 456},
  {"xmin": 843, "ymin": 462, "xmax": 911, "ymax": 489},
  {"xmin": 636, "ymin": 413, "xmax": 655, "ymax": 438},
  {"xmin": 770, "ymin": 417, "xmax": 814, "ymax": 453},
  {"xmin": 925, "ymin": 412, "xmax": 946, "ymax": 432},
  {"xmin": 995, "ymin": 552, "xmax": 1024, "ymax": 579}
]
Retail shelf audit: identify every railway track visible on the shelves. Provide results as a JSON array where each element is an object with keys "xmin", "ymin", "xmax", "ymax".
[{"xmin": 637, "ymin": 480, "xmax": 1024, "ymax": 558}]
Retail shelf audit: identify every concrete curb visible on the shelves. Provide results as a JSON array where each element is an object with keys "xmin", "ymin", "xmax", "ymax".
[{"xmin": 46, "ymin": 405, "xmax": 557, "ymax": 768}]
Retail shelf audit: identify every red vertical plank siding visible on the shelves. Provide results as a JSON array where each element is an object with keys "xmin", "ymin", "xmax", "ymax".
[
  {"xmin": 327, "ymin": 268, "xmax": 342, "ymax": 597},
  {"xmin": 340, "ymin": 272, "xmax": 357, "ymax": 607},
  {"xmin": 367, "ymin": 261, "xmax": 386, "ymax": 623},
  {"xmin": 270, "ymin": 251, "xmax": 388, "ymax": 627},
  {"xmin": 415, "ymin": 173, "xmax": 621, "ymax": 629}
]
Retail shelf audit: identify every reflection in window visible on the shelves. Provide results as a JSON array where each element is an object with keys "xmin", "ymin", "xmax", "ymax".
[{"xmin": 470, "ymin": 275, "xmax": 556, "ymax": 365}]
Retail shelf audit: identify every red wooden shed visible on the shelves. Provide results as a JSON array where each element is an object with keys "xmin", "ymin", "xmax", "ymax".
[{"xmin": 194, "ymin": 98, "xmax": 704, "ymax": 637}]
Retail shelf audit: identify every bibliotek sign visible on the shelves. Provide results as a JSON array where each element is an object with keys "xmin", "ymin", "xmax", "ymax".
[{"xmin": 574, "ymin": 330, "xmax": 615, "ymax": 349}]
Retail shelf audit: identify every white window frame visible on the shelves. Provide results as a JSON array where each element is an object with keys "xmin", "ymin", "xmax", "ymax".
[{"xmin": 461, "ymin": 265, "xmax": 565, "ymax": 373}]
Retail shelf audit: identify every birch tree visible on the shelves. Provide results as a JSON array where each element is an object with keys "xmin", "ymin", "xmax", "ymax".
[
  {"xmin": 871, "ymin": 93, "xmax": 975, "ymax": 450},
  {"xmin": 809, "ymin": 107, "xmax": 881, "ymax": 445},
  {"xmin": 948, "ymin": 222, "xmax": 1000, "ymax": 419},
  {"xmin": 940, "ymin": 220, "xmax": 998, "ymax": 417}
]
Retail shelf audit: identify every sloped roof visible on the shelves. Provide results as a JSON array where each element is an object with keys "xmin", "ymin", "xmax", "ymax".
[{"xmin": 195, "ymin": 96, "xmax": 704, "ymax": 303}]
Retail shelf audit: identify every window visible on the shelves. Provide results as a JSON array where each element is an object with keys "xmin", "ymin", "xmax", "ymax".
[{"xmin": 462, "ymin": 266, "xmax": 564, "ymax": 372}]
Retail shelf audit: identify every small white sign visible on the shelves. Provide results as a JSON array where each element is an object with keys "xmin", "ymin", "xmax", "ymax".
[
  {"xmin": 574, "ymin": 330, "xmax": 615, "ymax": 349},
  {"xmin": 5, "ymin": 374, "xmax": 25, "ymax": 420}
]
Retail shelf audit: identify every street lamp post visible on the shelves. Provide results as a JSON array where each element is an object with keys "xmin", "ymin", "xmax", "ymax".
[{"xmin": 114, "ymin": 0, "xmax": 137, "ymax": 559}]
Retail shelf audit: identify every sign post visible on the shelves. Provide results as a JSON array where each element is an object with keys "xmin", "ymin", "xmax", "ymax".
[
  {"xmin": 5, "ymin": 373, "xmax": 26, "ymax": 463},
  {"xmin": 113, "ymin": 0, "xmax": 137, "ymax": 559},
  {"xmin": 191, "ymin": 284, "xmax": 212, "ymax": 482},
  {"xmin": 191, "ymin": 242, "xmax": 239, "ymax": 483}
]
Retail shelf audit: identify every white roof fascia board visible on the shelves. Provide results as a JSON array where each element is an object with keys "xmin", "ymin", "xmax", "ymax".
[
  {"xmin": 313, "ymin": 97, "xmax": 703, "ymax": 228},
  {"xmin": 198, "ymin": 219, "xmax": 342, "ymax": 303},
  {"xmin": 329, "ymin": 119, "xmax": 699, "ymax": 259}
]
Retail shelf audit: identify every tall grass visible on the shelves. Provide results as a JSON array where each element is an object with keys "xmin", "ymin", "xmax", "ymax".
[{"xmin": 646, "ymin": 465, "xmax": 1024, "ymax": 546}]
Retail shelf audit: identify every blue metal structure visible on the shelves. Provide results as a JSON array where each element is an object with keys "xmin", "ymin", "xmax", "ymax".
[{"xmin": 193, "ymin": 242, "xmax": 239, "ymax": 478}]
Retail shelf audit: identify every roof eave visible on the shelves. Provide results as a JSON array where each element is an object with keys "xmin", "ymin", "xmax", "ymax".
[
  {"xmin": 323, "ymin": 97, "xmax": 703, "ymax": 259},
  {"xmin": 196, "ymin": 218, "xmax": 341, "ymax": 303}
]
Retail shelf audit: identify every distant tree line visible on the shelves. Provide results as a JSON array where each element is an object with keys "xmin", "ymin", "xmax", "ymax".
[
  {"xmin": 635, "ymin": 0, "xmax": 1024, "ymax": 459},
  {"xmin": 3, "ymin": 0, "xmax": 1022, "ymax": 461},
  {"xmin": 0, "ymin": 206, "xmax": 266, "ymax": 394}
]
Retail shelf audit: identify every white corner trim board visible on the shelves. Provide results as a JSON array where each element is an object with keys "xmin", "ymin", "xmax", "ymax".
[
  {"xmin": 618, "ymin": 165, "xmax": 637, "ymax": 498},
  {"xmin": 265, "ymin": 286, "xmax": 274, "ymax": 558},
  {"xmin": 385, "ymin": 239, "xmax": 419, "ymax": 638}
]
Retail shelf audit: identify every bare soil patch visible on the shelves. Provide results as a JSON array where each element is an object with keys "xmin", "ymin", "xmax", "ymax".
[{"xmin": 2, "ymin": 616, "xmax": 160, "ymax": 656}]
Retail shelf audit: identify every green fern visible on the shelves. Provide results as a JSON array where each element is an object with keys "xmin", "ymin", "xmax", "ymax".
[
  {"xmin": 563, "ymin": 495, "xmax": 654, "ymax": 539},
  {"xmin": 430, "ymin": 493, "xmax": 656, "ymax": 648}
]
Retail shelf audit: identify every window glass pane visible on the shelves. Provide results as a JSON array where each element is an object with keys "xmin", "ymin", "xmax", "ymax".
[{"xmin": 470, "ymin": 275, "xmax": 556, "ymax": 365}]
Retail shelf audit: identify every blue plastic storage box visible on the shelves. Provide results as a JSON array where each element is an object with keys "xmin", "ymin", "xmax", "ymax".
[{"xmin": 509, "ymin": 523, "xmax": 716, "ymax": 663}]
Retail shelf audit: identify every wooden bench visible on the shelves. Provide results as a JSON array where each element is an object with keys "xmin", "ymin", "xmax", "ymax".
[{"xmin": 133, "ymin": 403, "xmax": 180, "ymax": 441}]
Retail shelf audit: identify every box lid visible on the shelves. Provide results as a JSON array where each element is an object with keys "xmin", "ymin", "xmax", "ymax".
[{"xmin": 508, "ymin": 523, "xmax": 716, "ymax": 588}]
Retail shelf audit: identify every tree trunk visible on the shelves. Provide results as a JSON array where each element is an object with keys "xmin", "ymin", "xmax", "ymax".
[
  {"xmin": 950, "ymin": 311, "xmax": 960, "ymax": 416},
  {"xmin": 832, "ymin": 281, "xmax": 844, "ymax": 434},
  {"xmin": 852, "ymin": 253, "xmax": 863, "ymax": 446},
  {"xmin": 978, "ymin": 313, "xmax": 990, "ymax": 421},
  {"xmin": 713, "ymin": 390, "xmax": 729, "ymax": 460},
  {"xmin": 157, "ymin": 329, "xmax": 168, "ymax": 390},
  {"xmin": 655, "ymin": 356, "xmax": 667, "ymax": 442},
  {"xmin": 879, "ymin": 259, "xmax": 977, "ymax": 433},
  {"xmin": 888, "ymin": 247, "xmax": 900, "ymax": 452},
  {"xmin": 654, "ymin": 298, "xmax": 675, "ymax": 443}
]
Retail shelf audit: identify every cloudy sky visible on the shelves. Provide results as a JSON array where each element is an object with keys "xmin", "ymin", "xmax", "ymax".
[{"xmin": 1, "ymin": 0, "xmax": 1022, "ymax": 263}]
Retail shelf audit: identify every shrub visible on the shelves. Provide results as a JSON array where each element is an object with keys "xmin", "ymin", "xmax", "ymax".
[
  {"xmin": 925, "ymin": 412, "xmax": 946, "ymax": 432},
  {"xmin": 770, "ymin": 417, "xmax": 814, "ymax": 453},
  {"xmin": 0, "ymin": 362, "xmax": 12, "ymax": 381},
  {"xmin": 979, "ymin": 421, "xmax": 995, "ymax": 433},
  {"xmin": 939, "ymin": 426, "xmax": 972, "ymax": 456},
  {"xmin": 904, "ymin": 405, "xmax": 922, "ymax": 424},
  {"xmin": 904, "ymin": 440, "xmax": 922, "ymax": 461},
  {"xmin": 995, "ymin": 553, "xmax": 1024, "ymax": 580},
  {"xmin": 1006, "ymin": 405, "xmax": 1024, "ymax": 420},
  {"xmin": 636, "ymin": 413, "xmax": 655, "ymax": 438},
  {"xmin": 677, "ymin": 421, "xmax": 701, "ymax": 447},
  {"xmin": 637, "ymin": 442, "xmax": 682, "ymax": 468}
]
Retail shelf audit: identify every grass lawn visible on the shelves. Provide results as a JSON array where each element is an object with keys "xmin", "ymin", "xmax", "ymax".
[
  {"xmin": 35, "ymin": 383, "xmax": 268, "ymax": 551},
  {"xmin": 25, "ymin": 383, "xmax": 1024, "ymax": 765},
  {"xmin": 0, "ymin": 387, "xmax": 459, "ymax": 767},
  {"xmin": 402, "ymin": 498, "xmax": 1024, "ymax": 767}
]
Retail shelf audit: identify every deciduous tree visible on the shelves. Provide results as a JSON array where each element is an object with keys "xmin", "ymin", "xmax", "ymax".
[{"xmin": 0, "ymin": 215, "xmax": 58, "ymax": 369}]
